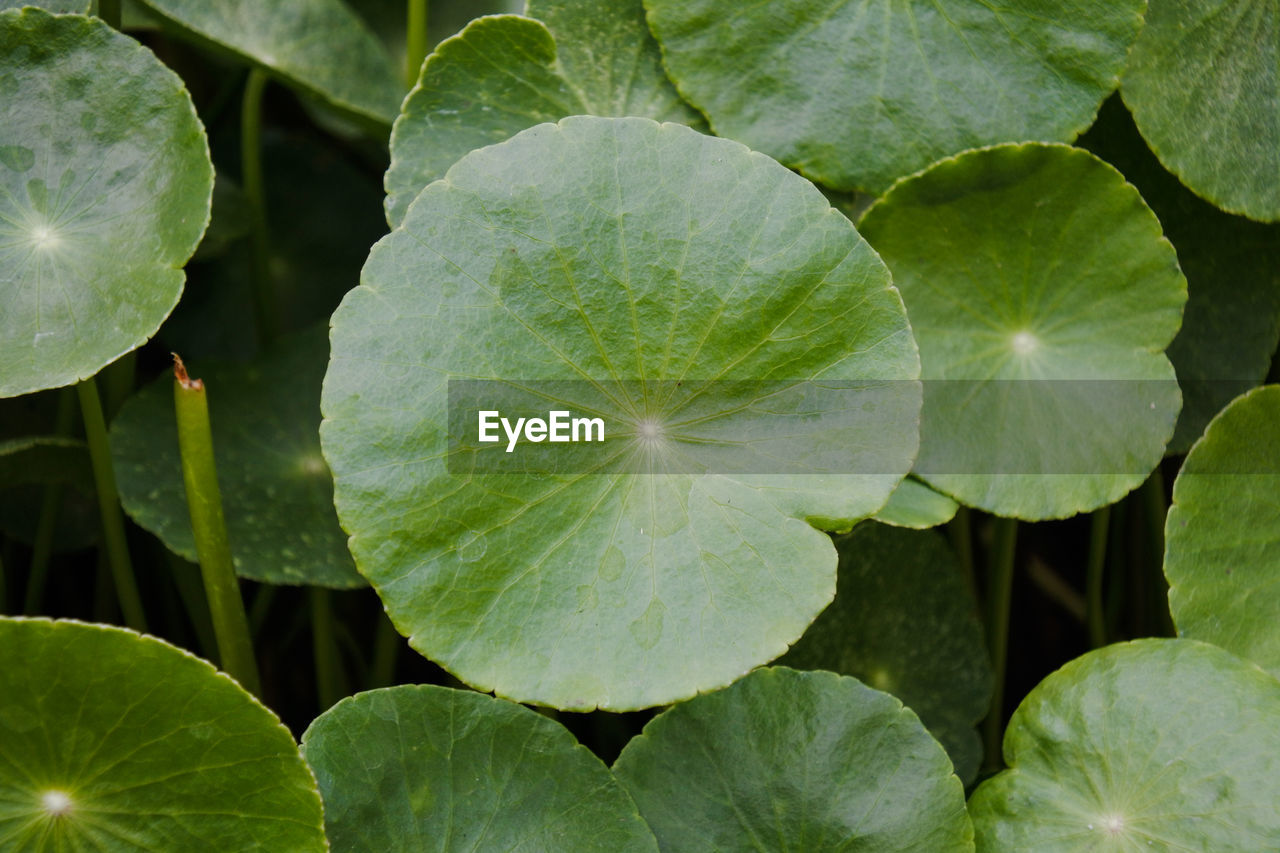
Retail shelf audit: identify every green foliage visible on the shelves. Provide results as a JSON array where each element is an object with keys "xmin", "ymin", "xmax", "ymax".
[
  {"xmin": 970, "ymin": 639, "xmax": 1280, "ymax": 849},
  {"xmin": 111, "ymin": 327, "xmax": 360, "ymax": 587},
  {"xmin": 780, "ymin": 523, "xmax": 991, "ymax": 782},
  {"xmin": 645, "ymin": 0, "xmax": 1143, "ymax": 193},
  {"xmin": 302, "ymin": 685, "xmax": 658, "ymax": 851},
  {"xmin": 0, "ymin": 617, "xmax": 326, "ymax": 850},
  {"xmin": 324, "ymin": 115, "xmax": 918, "ymax": 710},
  {"xmin": 2, "ymin": 0, "xmax": 1279, "ymax": 850},
  {"xmin": 860, "ymin": 143, "xmax": 1185, "ymax": 519},
  {"xmin": 613, "ymin": 667, "xmax": 974, "ymax": 851},
  {"xmin": 1165, "ymin": 385, "xmax": 1280, "ymax": 677},
  {"xmin": 0, "ymin": 8, "xmax": 212, "ymax": 397}
]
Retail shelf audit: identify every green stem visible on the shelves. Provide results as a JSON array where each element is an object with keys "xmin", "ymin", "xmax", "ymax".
[
  {"xmin": 947, "ymin": 505, "xmax": 976, "ymax": 597},
  {"xmin": 172, "ymin": 356, "xmax": 261, "ymax": 696},
  {"xmin": 77, "ymin": 377, "xmax": 146, "ymax": 632},
  {"xmin": 25, "ymin": 387, "xmax": 76, "ymax": 614},
  {"xmin": 240, "ymin": 68, "xmax": 278, "ymax": 342},
  {"xmin": 166, "ymin": 552, "xmax": 219, "ymax": 663},
  {"xmin": 310, "ymin": 588, "xmax": 345, "ymax": 710},
  {"xmin": 1086, "ymin": 506, "xmax": 1111, "ymax": 648},
  {"xmin": 97, "ymin": 0, "xmax": 121, "ymax": 29},
  {"xmin": 406, "ymin": 0, "xmax": 428, "ymax": 88},
  {"xmin": 982, "ymin": 516, "xmax": 1018, "ymax": 774},
  {"xmin": 369, "ymin": 612, "xmax": 401, "ymax": 688},
  {"xmin": 1141, "ymin": 467, "xmax": 1176, "ymax": 636}
]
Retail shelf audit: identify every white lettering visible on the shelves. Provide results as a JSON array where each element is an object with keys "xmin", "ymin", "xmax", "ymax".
[
  {"xmin": 549, "ymin": 410, "xmax": 570, "ymax": 442},
  {"xmin": 478, "ymin": 411, "xmax": 500, "ymax": 442},
  {"xmin": 525, "ymin": 418, "xmax": 548, "ymax": 442},
  {"xmin": 573, "ymin": 416, "xmax": 604, "ymax": 442},
  {"xmin": 502, "ymin": 417, "xmax": 525, "ymax": 453}
]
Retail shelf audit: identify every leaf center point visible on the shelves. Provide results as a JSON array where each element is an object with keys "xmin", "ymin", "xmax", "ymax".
[
  {"xmin": 1010, "ymin": 330, "xmax": 1038, "ymax": 355},
  {"xmin": 41, "ymin": 790, "xmax": 73, "ymax": 817}
]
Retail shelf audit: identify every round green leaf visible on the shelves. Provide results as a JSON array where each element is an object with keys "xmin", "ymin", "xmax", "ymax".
[
  {"xmin": 643, "ymin": 0, "xmax": 1144, "ymax": 194},
  {"xmin": 112, "ymin": 327, "xmax": 361, "ymax": 587},
  {"xmin": 613, "ymin": 667, "xmax": 973, "ymax": 851},
  {"xmin": 859, "ymin": 143, "xmax": 1185, "ymax": 520},
  {"xmin": 133, "ymin": 0, "xmax": 401, "ymax": 127},
  {"xmin": 301, "ymin": 685, "xmax": 658, "ymax": 852},
  {"xmin": 1081, "ymin": 95, "xmax": 1280, "ymax": 453},
  {"xmin": 1165, "ymin": 385, "xmax": 1280, "ymax": 677},
  {"xmin": 385, "ymin": 0, "xmax": 701, "ymax": 227},
  {"xmin": 0, "ymin": 9, "xmax": 212, "ymax": 398},
  {"xmin": 780, "ymin": 524, "xmax": 991, "ymax": 783},
  {"xmin": 873, "ymin": 477, "xmax": 958, "ymax": 530},
  {"xmin": 0, "ymin": 617, "xmax": 326, "ymax": 851},
  {"xmin": 970, "ymin": 639, "xmax": 1280, "ymax": 850},
  {"xmin": 323, "ymin": 116, "xmax": 920, "ymax": 710},
  {"xmin": 1122, "ymin": 0, "xmax": 1280, "ymax": 221}
]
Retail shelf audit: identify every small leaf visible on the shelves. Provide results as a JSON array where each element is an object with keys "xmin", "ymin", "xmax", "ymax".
[
  {"xmin": 644, "ymin": 0, "xmax": 1144, "ymax": 193},
  {"xmin": 0, "ymin": 617, "xmax": 326, "ymax": 851},
  {"xmin": 301, "ymin": 685, "xmax": 658, "ymax": 852},
  {"xmin": 324, "ymin": 116, "xmax": 920, "ymax": 710},
  {"xmin": 780, "ymin": 523, "xmax": 991, "ymax": 782},
  {"xmin": 612, "ymin": 667, "xmax": 974, "ymax": 851},
  {"xmin": 859, "ymin": 143, "xmax": 1185, "ymax": 519},
  {"xmin": 133, "ymin": 0, "xmax": 401, "ymax": 127},
  {"xmin": 1122, "ymin": 0, "xmax": 1280, "ymax": 221},
  {"xmin": 969, "ymin": 639, "xmax": 1280, "ymax": 850},
  {"xmin": 111, "ymin": 327, "xmax": 362, "ymax": 587},
  {"xmin": 1081, "ymin": 96, "xmax": 1280, "ymax": 452},
  {"xmin": 1164, "ymin": 384, "xmax": 1280, "ymax": 678},
  {"xmin": 0, "ymin": 9, "xmax": 213, "ymax": 398},
  {"xmin": 873, "ymin": 477, "xmax": 958, "ymax": 530},
  {"xmin": 385, "ymin": 0, "xmax": 700, "ymax": 226}
]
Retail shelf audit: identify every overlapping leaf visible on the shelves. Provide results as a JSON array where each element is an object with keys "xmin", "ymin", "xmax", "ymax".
[
  {"xmin": 1123, "ymin": 0, "xmax": 1280, "ymax": 221},
  {"xmin": 133, "ymin": 0, "xmax": 401, "ymax": 127},
  {"xmin": 1165, "ymin": 385, "xmax": 1280, "ymax": 677},
  {"xmin": 860, "ymin": 143, "xmax": 1185, "ymax": 519},
  {"xmin": 385, "ymin": 0, "xmax": 700, "ymax": 226},
  {"xmin": 0, "ymin": 617, "xmax": 326, "ymax": 851},
  {"xmin": 323, "ymin": 116, "xmax": 920, "ymax": 710},
  {"xmin": 1082, "ymin": 96, "xmax": 1280, "ymax": 452},
  {"xmin": 302, "ymin": 685, "xmax": 657, "ymax": 851},
  {"xmin": 612, "ymin": 667, "xmax": 973, "ymax": 851},
  {"xmin": 872, "ymin": 477, "xmax": 958, "ymax": 529},
  {"xmin": 112, "ymin": 327, "xmax": 361, "ymax": 587},
  {"xmin": 0, "ymin": 9, "xmax": 212, "ymax": 397},
  {"xmin": 970, "ymin": 639, "xmax": 1280, "ymax": 849},
  {"xmin": 644, "ymin": 0, "xmax": 1144, "ymax": 194},
  {"xmin": 780, "ymin": 523, "xmax": 991, "ymax": 781}
]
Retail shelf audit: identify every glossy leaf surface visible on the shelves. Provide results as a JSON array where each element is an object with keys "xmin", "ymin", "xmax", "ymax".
[
  {"xmin": 860, "ymin": 143, "xmax": 1185, "ymax": 519},
  {"xmin": 134, "ymin": 0, "xmax": 401, "ymax": 126},
  {"xmin": 613, "ymin": 667, "xmax": 973, "ymax": 851},
  {"xmin": 1123, "ymin": 0, "xmax": 1280, "ymax": 221},
  {"xmin": 0, "ymin": 617, "xmax": 326, "ymax": 851},
  {"xmin": 323, "ymin": 116, "xmax": 920, "ymax": 710},
  {"xmin": 970, "ymin": 639, "xmax": 1280, "ymax": 850},
  {"xmin": 1165, "ymin": 385, "xmax": 1280, "ymax": 677},
  {"xmin": 780, "ymin": 523, "xmax": 991, "ymax": 782},
  {"xmin": 302, "ymin": 685, "xmax": 657, "ymax": 852},
  {"xmin": 0, "ymin": 9, "xmax": 212, "ymax": 397},
  {"xmin": 644, "ymin": 0, "xmax": 1143, "ymax": 193},
  {"xmin": 385, "ymin": 0, "xmax": 700, "ymax": 226}
]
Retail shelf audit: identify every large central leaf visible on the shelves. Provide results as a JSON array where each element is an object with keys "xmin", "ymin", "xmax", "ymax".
[{"xmin": 322, "ymin": 116, "xmax": 920, "ymax": 710}]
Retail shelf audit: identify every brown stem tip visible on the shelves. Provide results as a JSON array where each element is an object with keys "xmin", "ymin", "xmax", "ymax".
[{"xmin": 171, "ymin": 353, "xmax": 203, "ymax": 390}]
